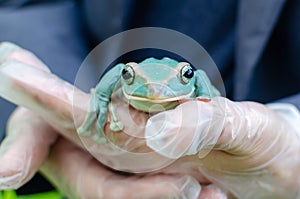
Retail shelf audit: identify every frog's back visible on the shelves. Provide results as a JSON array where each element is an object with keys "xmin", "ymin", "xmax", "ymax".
[{"xmin": 139, "ymin": 57, "xmax": 179, "ymax": 69}]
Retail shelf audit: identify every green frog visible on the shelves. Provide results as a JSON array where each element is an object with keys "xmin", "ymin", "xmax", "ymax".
[{"xmin": 77, "ymin": 57, "xmax": 220, "ymax": 143}]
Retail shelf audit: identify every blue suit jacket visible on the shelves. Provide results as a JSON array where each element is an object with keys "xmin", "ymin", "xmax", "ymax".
[{"xmin": 236, "ymin": 0, "xmax": 300, "ymax": 106}]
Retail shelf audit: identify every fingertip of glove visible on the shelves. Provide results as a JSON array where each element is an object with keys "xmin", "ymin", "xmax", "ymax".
[
  {"xmin": 0, "ymin": 169, "xmax": 24, "ymax": 190},
  {"xmin": 0, "ymin": 42, "xmax": 21, "ymax": 64}
]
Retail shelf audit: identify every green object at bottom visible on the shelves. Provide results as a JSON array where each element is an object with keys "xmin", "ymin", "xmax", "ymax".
[{"xmin": 0, "ymin": 190, "xmax": 63, "ymax": 199}]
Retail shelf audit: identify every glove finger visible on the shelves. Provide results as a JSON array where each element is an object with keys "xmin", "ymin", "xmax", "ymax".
[
  {"xmin": 0, "ymin": 107, "xmax": 57, "ymax": 189},
  {"xmin": 146, "ymin": 96, "xmax": 294, "ymax": 159},
  {"xmin": 0, "ymin": 54, "xmax": 87, "ymax": 147},
  {"xmin": 0, "ymin": 42, "xmax": 49, "ymax": 71},
  {"xmin": 145, "ymin": 97, "xmax": 225, "ymax": 159}
]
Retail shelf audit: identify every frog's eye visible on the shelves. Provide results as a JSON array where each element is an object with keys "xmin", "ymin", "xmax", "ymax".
[
  {"xmin": 180, "ymin": 64, "xmax": 194, "ymax": 84},
  {"xmin": 122, "ymin": 64, "xmax": 135, "ymax": 85}
]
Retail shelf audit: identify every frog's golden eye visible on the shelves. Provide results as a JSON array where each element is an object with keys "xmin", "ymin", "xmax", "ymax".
[
  {"xmin": 180, "ymin": 64, "xmax": 194, "ymax": 84},
  {"xmin": 122, "ymin": 64, "xmax": 135, "ymax": 85}
]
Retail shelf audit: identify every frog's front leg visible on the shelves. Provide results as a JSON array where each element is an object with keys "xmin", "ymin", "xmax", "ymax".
[
  {"xmin": 91, "ymin": 63, "xmax": 125, "ymax": 143},
  {"xmin": 77, "ymin": 91, "xmax": 99, "ymax": 137},
  {"xmin": 93, "ymin": 99, "xmax": 109, "ymax": 144},
  {"xmin": 194, "ymin": 69, "xmax": 220, "ymax": 99},
  {"xmin": 93, "ymin": 97, "xmax": 124, "ymax": 143}
]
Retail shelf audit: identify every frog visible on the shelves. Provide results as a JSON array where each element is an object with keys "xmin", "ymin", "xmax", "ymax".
[{"xmin": 77, "ymin": 57, "xmax": 220, "ymax": 143}]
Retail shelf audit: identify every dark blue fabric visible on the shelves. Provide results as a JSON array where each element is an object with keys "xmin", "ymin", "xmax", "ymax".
[
  {"xmin": 83, "ymin": 0, "xmax": 237, "ymax": 96},
  {"xmin": 124, "ymin": 0, "xmax": 237, "ymax": 97},
  {"xmin": 0, "ymin": 1, "xmax": 87, "ymax": 82},
  {"xmin": 247, "ymin": 0, "xmax": 300, "ymax": 107}
]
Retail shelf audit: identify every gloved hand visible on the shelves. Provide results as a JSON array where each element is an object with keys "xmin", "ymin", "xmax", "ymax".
[
  {"xmin": 0, "ymin": 42, "xmax": 228, "ymax": 198},
  {"xmin": 146, "ymin": 97, "xmax": 300, "ymax": 198}
]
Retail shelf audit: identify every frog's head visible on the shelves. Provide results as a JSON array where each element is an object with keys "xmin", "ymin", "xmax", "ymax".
[{"xmin": 120, "ymin": 57, "xmax": 197, "ymax": 112}]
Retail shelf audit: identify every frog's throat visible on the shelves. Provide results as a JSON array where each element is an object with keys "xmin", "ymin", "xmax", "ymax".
[{"xmin": 122, "ymin": 89, "xmax": 195, "ymax": 103}]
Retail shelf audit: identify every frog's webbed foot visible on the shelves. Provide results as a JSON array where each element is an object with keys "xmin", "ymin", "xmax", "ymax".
[
  {"xmin": 93, "ymin": 125, "xmax": 107, "ymax": 144},
  {"xmin": 77, "ymin": 93, "xmax": 99, "ymax": 137},
  {"xmin": 109, "ymin": 121, "xmax": 124, "ymax": 132},
  {"xmin": 92, "ymin": 103, "xmax": 109, "ymax": 144},
  {"xmin": 108, "ymin": 102, "xmax": 124, "ymax": 131},
  {"xmin": 80, "ymin": 98, "xmax": 118, "ymax": 144},
  {"xmin": 77, "ymin": 112, "xmax": 97, "ymax": 137},
  {"xmin": 92, "ymin": 103, "xmax": 124, "ymax": 144}
]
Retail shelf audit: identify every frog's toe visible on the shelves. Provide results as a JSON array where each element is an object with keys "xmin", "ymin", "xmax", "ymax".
[
  {"xmin": 93, "ymin": 134, "xmax": 107, "ymax": 144},
  {"xmin": 92, "ymin": 126, "xmax": 107, "ymax": 144},
  {"xmin": 77, "ymin": 125, "xmax": 92, "ymax": 137},
  {"xmin": 109, "ymin": 121, "xmax": 124, "ymax": 132}
]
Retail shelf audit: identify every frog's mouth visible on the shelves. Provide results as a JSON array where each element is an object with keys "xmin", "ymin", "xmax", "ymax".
[
  {"xmin": 123, "ymin": 89, "xmax": 195, "ymax": 103},
  {"xmin": 122, "ymin": 90, "xmax": 195, "ymax": 112}
]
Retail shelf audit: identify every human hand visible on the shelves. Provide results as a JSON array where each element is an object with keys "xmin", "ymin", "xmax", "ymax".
[
  {"xmin": 146, "ymin": 97, "xmax": 300, "ymax": 198},
  {"xmin": 0, "ymin": 42, "xmax": 228, "ymax": 198}
]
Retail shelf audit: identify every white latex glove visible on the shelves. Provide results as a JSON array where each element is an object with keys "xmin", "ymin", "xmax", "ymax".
[
  {"xmin": 0, "ymin": 42, "xmax": 228, "ymax": 199},
  {"xmin": 146, "ymin": 97, "xmax": 300, "ymax": 198}
]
